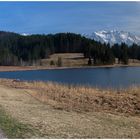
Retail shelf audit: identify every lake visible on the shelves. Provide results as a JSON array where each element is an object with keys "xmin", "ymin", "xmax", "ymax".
[{"xmin": 0, "ymin": 66, "xmax": 140, "ymax": 88}]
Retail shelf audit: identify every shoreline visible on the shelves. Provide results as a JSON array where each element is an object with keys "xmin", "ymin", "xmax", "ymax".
[{"xmin": 0, "ymin": 63, "xmax": 140, "ymax": 72}]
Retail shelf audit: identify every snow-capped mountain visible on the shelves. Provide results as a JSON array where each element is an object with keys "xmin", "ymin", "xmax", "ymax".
[
  {"xmin": 85, "ymin": 30, "xmax": 140, "ymax": 46},
  {"xmin": 21, "ymin": 33, "xmax": 29, "ymax": 36}
]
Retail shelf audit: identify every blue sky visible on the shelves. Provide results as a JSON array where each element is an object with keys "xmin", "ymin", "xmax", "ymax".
[{"xmin": 0, "ymin": 2, "xmax": 140, "ymax": 35}]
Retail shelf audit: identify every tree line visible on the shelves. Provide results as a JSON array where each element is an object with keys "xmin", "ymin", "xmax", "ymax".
[{"xmin": 0, "ymin": 31, "xmax": 140, "ymax": 66}]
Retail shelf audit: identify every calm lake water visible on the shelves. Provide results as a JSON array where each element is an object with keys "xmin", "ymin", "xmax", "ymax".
[{"xmin": 0, "ymin": 66, "xmax": 140, "ymax": 88}]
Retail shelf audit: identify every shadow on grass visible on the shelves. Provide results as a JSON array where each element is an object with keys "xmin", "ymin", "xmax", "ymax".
[{"xmin": 0, "ymin": 106, "xmax": 40, "ymax": 138}]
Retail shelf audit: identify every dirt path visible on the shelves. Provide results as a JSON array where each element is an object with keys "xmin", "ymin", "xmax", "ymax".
[{"xmin": 0, "ymin": 85, "xmax": 139, "ymax": 138}]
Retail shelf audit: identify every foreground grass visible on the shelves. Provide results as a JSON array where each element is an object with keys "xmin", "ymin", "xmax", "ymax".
[
  {"xmin": 0, "ymin": 79, "xmax": 139, "ymax": 138},
  {"xmin": 0, "ymin": 106, "xmax": 39, "ymax": 138}
]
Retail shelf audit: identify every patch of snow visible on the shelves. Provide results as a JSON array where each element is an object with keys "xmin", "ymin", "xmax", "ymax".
[{"xmin": 21, "ymin": 33, "xmax": 29, "ymax": 36}]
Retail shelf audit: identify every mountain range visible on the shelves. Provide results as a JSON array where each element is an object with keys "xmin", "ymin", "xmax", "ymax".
[{"xmin": 85, "ymin": 30, "xmax": 140, "ymax": 46}]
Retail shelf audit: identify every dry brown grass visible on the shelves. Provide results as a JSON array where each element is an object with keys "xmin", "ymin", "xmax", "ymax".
[
  {"xmin": 41, "ymin": 53, "xmax": 88, "ymax": 67},
  {"xmin": 0, "ymin": 79, "xmax": 139, "ymax": 116},
  {"xmin": 0, "ymin": 79, "xmax": 140, "ymax": 138}
]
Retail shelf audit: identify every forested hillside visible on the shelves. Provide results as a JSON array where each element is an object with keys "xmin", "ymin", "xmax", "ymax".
[{"xmin": 0, "ymin": 31, "xmax": 140, "ymax": 66}]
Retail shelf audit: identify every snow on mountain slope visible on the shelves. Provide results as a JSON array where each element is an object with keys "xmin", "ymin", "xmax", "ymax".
[
  {"xmin": 85, "ymin": 30, "xmax": 140, "ymax": 46},
  {"xmin": 21, "ymin": 33, "xmax": 29, "ymax": 36}
]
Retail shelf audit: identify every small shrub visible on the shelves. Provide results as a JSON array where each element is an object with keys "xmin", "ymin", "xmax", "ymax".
[
  {"xmin": 57, "ymin": 57, "xmax": 62, "ymax": 67},
  {"xmin": 88, "ymin": 57, "xmax": 92, "ymax": 65},
  {"xmin": 50, "ymin": 60, "xmax": 55, "ymax": 66}
]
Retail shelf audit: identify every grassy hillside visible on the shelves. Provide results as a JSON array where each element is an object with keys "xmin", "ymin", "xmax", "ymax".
[
  {"xmin": 41, "ymin": 53, "xmax": 88, "ymax": 67},
  {"xmin": 41, "ymin": 53, "xmax": 140, "ymax": 68}
]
